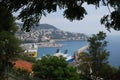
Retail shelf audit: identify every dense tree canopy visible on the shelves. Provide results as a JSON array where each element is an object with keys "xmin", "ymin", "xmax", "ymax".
[
  {"xmin": 0, "ymin": 0, "xmax": 120, "ymax": 31},
  {"xmin": 32, "ymin": 55, "xmax": 79, "ymax": 80},
  {"xmin": 78, "ymin": 31, "xmax": 110, "ymax": 80},
  {"xmin": 0, "ymin": 4, "xmax": 21, "ymax": 79},
  {"xmin": 87, "ymin": 31, "xmax": 110, "ymax": 79}
]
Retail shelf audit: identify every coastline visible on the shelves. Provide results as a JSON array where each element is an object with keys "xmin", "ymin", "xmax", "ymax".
[
  {"xmin": 37, "ymin": 42, "xmax": 63, "ymax": 48},
  {"xmin": 37, "ymin": 39, "xmax": 87, "ymax": 48}
]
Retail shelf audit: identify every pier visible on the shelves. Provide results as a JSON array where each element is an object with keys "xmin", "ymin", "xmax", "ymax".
[
  {"xmin": 77, "ymin": 45, "xmax": 89, "ymax": 54},
  {"xmin": 74, "ymin": 45, "xmax": 89, "ymax": 62}
]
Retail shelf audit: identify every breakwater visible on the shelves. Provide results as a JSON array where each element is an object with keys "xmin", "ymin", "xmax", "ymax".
[
  {"xmin": 74, "ymin": 45, "xmax": 89, "ymax": 62},
  {"xmin": 77, "ymin": 45, "xmax": 89, "ymax": 54}
]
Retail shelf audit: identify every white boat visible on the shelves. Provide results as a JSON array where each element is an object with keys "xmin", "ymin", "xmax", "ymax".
[
  {"xmin": 54, "ymin": 49, "xmax": 74, "ymax": 62},
  {"xmin": 22, "ymin": 43, "xmax": 38, "ymax": 58}
]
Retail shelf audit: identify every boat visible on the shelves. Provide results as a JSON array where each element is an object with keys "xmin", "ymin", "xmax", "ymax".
[
  {"xmin": 54, "ymin": 49, "xmax": 74, "ymax": 62},
  {"xmin": 23, "ymin": 43, "xmax": 38, "ymax": 58},
  {"xmin": 66, "ymin": 56, "xmax": 74, "ymax": 62}
]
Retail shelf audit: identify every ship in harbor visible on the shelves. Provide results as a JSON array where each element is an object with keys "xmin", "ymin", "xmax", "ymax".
[
  {"xmin": 21, "ymin": 43, "xmax": 38, "ymax": 58},
  {"xmin": 54, "ymin": 49, "xmax": 74, "ymax": 62}
]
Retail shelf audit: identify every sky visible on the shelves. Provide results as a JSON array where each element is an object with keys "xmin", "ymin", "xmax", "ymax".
[
  {"xmin": 40, "ymin": 4, "xmax": 120, "ymax": 36},
  {"xmin": 15, "ymin": 4, "xmax": 120, "ymax": 36}
]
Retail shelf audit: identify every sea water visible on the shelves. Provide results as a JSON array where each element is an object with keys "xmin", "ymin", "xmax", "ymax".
[
  {"xmin": 106, "ymin": 35, "xmax": 120, "ymax": 67},
  {"xmin": 37, "ymin": 40, "xmax": 87, "ymax": 57},
  {"xmin": 38, "ymin": 35, "xmax": 120, "ymax": 67}
]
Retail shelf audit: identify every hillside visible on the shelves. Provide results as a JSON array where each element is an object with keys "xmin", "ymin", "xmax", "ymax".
[{"xmin": 16, "ymin": 23, "xmax": 88, "ymax": 43}]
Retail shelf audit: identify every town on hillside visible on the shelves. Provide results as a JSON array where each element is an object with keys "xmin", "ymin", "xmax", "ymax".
[{"xmin": 16, "ymin": 23, "xmax": 88, "ymax": 43}]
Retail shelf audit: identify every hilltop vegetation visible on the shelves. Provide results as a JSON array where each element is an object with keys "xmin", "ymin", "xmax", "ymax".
[{"xmin": 16, "ymin": 23, "xmax": 88, "ymax": 43}]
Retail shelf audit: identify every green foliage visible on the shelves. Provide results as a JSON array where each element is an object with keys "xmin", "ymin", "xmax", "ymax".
[
  {"xmin": 87, "ymin": 31, "xmax": 109, "ymax": 77},
  {"xmin": 0, "ymin": 31, "xmax": 21, "ymax": 72},
  {"xmin": 1, "ymin": 0, "xmax": 119, "ymax": 31},
  {"xmin": 64, "ymin": 6, "xmax": 87, "ymax": 21},
  {"xmin": 78, "ymin": 31, "xmax": 111, "ymax": 79},
  {"xmin": 0, "ymin": 0, "xmax": 120, "ymax": 79},
  {"xmin": 11, "ymin": 67, "xmax": 31, "ymax": 80},
  {"xmin": 18, "ymin": 54, "xmax": 36, "ymax": 63},
  {"xmin": 96, "ymin": 64, "xmax": 120, "ymax": 80},
  {"xmin": 78, "ymin": 52, "xmax": 92, "ymax": 80},
  {"xmin": 0, "ymin": 4, "xmax": 21, "ymax": 79},
  {"xmin": 80, "ymin": 32, "xmax": 120, "ymax": 80},
  {"xmin": 33, "ymin": 55, "xmax": 79, "ymax": 80},
  {"xmin": 101, "ymin": 10, "xmax": 120, "ymax": 31},
  {"xmin": 100, "ymin": 64, "xmax": 117, "ymax": 80},
  {"xmin": 0, "ymin": 4, "xmax": 17, "ymax": 33},
  {"xmin": 101, "ymin": 0, "xmax": 120, "ymax": 31},
  {"xmin": 1, "ymin": 0, "xmax": 120, "ymax": 31},
  {"xmin": 115, "ymin": 66, "xmax": 120, "ymax": 80}
]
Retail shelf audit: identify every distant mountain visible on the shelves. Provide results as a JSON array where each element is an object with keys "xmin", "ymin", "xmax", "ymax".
[
  {"xmin": 16, "ymin": 23, "xmax": 58, "ymax": 30},
  {"xmin": 16, "ymin": 23, "xmax": 88, "ymax": 43},
  {"xmin": 34, "ymin": 24, "xmax": 58, "ymax": 30}
]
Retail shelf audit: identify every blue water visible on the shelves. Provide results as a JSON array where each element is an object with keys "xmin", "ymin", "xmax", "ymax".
[
  {"xmin": 37, "ymin": 40, "xmax": 87, "ymax": 57},
  {"xmin": 106, "ymin": 35, "xmax": 120, "ymax": 67},
  {"xmin": 38, "ymin": 36, "xmax": 120, "ymax": 67}
]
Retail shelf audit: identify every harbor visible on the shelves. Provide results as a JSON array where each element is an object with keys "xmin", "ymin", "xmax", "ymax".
[
  {"xmin": 21, "ymin": 41, "xmax": 89, "ymax": 63},
  {"xmin": 21, "ymin": 40, "xmax": 87, "ymax": 58}
]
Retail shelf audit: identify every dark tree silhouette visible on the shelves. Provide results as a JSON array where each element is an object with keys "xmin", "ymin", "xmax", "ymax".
[
  {"xmin": 0, "ymin": 5, "xmax": 21, "ymax": 79},
  {"xmin": 1, "ymin": 0, "xmax": 120, "ymax": 31}
]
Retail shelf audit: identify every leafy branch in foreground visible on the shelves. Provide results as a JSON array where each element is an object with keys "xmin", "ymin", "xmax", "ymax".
[{"xmin": 1, "ymin": 0, "xmax": 120, "ymax": 31}]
